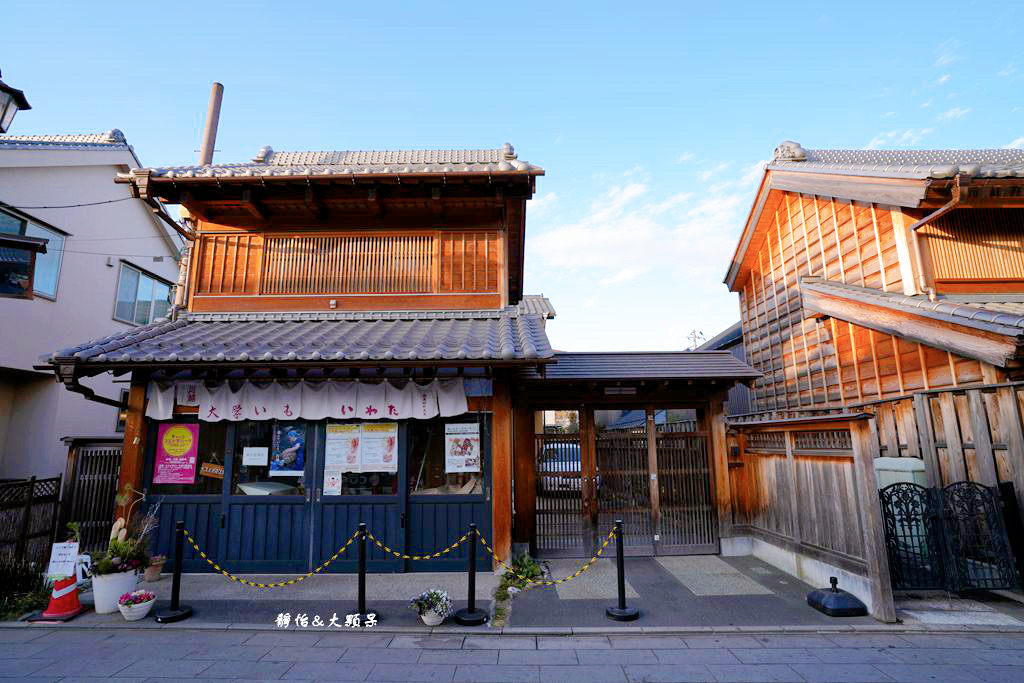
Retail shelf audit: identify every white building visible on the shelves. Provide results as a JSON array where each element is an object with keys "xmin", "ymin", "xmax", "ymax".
[{"xmin": 0, "ymin": 130, "xmax": 182, "ymax": 480}]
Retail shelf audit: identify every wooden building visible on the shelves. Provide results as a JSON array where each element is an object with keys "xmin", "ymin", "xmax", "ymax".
[
  {"xmin": 48, "ymin": 144, "xmax": 758, "ymax": 574},
  {"xmin": 720, "ymin": 142, "xmax": 1024, "ymax": 620}
]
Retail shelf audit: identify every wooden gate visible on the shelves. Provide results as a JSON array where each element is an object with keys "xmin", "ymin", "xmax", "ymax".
[
  {"xmin": 61, "ymin": 442, "xmax": 121, "ymax": 553},
  {"xmin": 534, "ymin": 433, "xmax": 588, "ymax": 557},
  {"xmin": 596, "ymin": 431, "xmax": 653, "ymax": 554},
  {"xmin": 656, "ymin": 430, "xmax": 717, "ymax": 554},
  {"xmin": 0, "ymin": 476, "xmax": 62, "ymax": 565}
]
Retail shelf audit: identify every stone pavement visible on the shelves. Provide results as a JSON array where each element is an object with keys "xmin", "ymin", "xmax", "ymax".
[{"xmin": 4, "ymin": 627, "xmax": 1024, "ymax": 682}]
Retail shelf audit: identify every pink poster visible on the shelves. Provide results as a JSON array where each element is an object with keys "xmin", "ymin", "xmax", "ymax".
[{"xmin": 154, "ymin": 423, "xmax": 199, "ymax": 484}]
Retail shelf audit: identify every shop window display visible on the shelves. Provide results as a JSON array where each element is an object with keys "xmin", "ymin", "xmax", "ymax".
[
  {"xmin": 149, "ymin": 422, "xmax": 226, "ymax": 495},
  {"xmin": 233, "ymin": 420, "xmax": 307, "ymax": 495},
  {"xmin": 408, "ymin": 417, "xmax": 485, "ymax": 496}
]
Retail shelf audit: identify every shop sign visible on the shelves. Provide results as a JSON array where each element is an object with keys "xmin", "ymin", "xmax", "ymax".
[
  {"xmin": 199, "ymin": 462, "xmax": 224, "ymax": 479},
  {"xmin": 154, "ymin": 423, "xmax": 199, "ymax": 484},
  {"xmin": 445, "ymin": 423, "xmax": 481, "ymax": 473},
  {"xmin": 242, "ymin": 446, "xmax": 269, "ymax": 466},
  {"xmin": 324, "ymin": 424, "xmax": 361, "ymax": 494}
]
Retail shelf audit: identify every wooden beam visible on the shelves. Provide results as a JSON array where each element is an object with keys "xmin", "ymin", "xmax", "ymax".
[
  {"xmin": 709, "ymin": 400, "xmax": 733, "ymax": 539},
  {"xmin": 115, "ymin": 379, "xmax": 148, "ymax": 520},
  {"xmin": 769, "ymin": 170, "xmax": 929, "ymax": 208},
  {"xmin": 967, "ymin": 389, "xmax": 999, "ymax": 486},
  {"xmin": 491, "ymin": 377, "xmax": 514, "ymax": 569},
  {"xmin": 240, "ymin": 189, "xmax": 266, "ymax": 221},
  {"xmin": 783, "ymin": 429, "xmax": 802, "ymax": 544},
  {"xmin": 938, "ymin": 392, "xmax": 967, "ymax": 483},
  {"xmin": 646, "ymin": 407, "xmax": 662, "ymax": 546},
  {"xmin": 802, "ymin": 288, "xmax": 1021, "ymax": 368},
  {"xmin": 849, "ymin": 420, "xmax": 898, "ymax": 623},
  {"xmin": 304, "ymin": 186, "xmax": 327, "ymax": 222},
  {"xmin": 511, "ymin": 398, "xmax": 537, "ymax": 549}
]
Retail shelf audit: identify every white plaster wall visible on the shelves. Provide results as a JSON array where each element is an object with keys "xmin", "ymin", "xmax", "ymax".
[{"xmin": 0, "ymin": 148, "xmax": 181, "ymax": 479}]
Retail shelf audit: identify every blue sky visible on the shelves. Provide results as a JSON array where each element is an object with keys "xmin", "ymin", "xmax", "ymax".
[{"xmin": 4, "ymin": 1, "xmax": 1022, "ymax": 351}]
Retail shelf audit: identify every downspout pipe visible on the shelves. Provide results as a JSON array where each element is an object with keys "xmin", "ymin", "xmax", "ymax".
[
  {"xmin": 51, "ymin": 364, "xmax": 128, "ymax": 409},
  {"xmin": 907, "ymin": 174, "xmax": 968, "ymax": 302}
]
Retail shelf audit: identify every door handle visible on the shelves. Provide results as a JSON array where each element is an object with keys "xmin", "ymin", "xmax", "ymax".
[
  {"xmin": 220, "ymin": 513, "xmax": 225, "ymax": 529},
  {"xmin": 400, "ymin": 513, "xmax": 406, "ymax": 529}
]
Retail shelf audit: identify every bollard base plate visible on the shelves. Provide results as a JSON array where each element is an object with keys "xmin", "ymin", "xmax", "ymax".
[
  {"xmin": 453, "ymin": 608, "xmax": 488, "ymax": 626},
  {"xmin": 606, "ymin": 605, "xmax": 640, "ymax": 622},
  {"xmin": 154, "ymin": 605, "xmax": 193, "ymax": 623}
]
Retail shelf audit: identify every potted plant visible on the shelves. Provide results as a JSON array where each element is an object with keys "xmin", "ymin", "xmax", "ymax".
[
  {"xmin": 409, "ymin": 589, "xmax": 452, "ymax": 626},
  {"xmin": 91, "ymin": 489, "xmax": 159, "ymax": 614},
  {"xmin": 118, "ymin": 589, "xmax": 157, "ymax": 621},
  {"xmin": 144, "ymin": 555, "xmax": 167, "ymax": 582}
]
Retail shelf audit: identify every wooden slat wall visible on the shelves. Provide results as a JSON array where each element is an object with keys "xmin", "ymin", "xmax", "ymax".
[
  {"xmin": 192, "ymin": 230, "xmax": 502, "ymax": 300},
  {"xmin": 730, "ymin": 426, "xmax": 865, "ymax": 564},
  {"xmin": 739, "ymin": 191, "xmax": 982, "ymax": 412},
  {"xmin": 194, "ymin": 234, "xmax": 263, "ymax": 295},
  {"xmin": 922, "ymin": 209, "xmax": 1024, "ymax": 282},
  {"xmin": 438, "ymin": 231, "xmax": 500, "ymax": 293}
]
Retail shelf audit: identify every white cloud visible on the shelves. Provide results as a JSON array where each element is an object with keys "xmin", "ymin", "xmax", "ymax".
[
  {"xmin": 698, "ymin": 161, "xmax": 732, "ymax": 182},
  {"xmin": 998, "ymin": 64, "xmax": 1016, "ymax": 77},
  {"xmin": 867, "ymin": 128, "xmax": 935, "ymax": 149},
  {"xmin": 676, "ymin": 151, "xmax": 695, "ymax": 163},
  {"xmin": 936, "ymin": 74, "xmax": 951, "ymax": 85},
  {"xmin": 920, "ymin": 99, "xmax": 933, "ymax": 108},
  {"xmin": 935, "ymin": 40, "xmax": 957, "ymax": 66},
  {"xmin": 530, "ymin": 192, "xmax": 559, "ymax": 215},
  {"xmin": 526, "ymin": 167, "xmax": 756, "ymax": 349},
  {"xmin": 1005, "ymin": 137, "xmax": 1024, "ymax": 149},
  {"xmin": 882, "ymin": 111, "xmax": 896, "ymax": 118},
  {"xmin": 937, "ymin": 107, "xmax": 971, "ymax": 120}
]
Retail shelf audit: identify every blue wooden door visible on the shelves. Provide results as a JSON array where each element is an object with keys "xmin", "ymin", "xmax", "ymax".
[
  {"xmin": 310, "ymin": 422, "xmax": 405, "ymax": 572},
  {"xmin": 220, "ymin": 422, "xmax": 312, "ymax": 573}
]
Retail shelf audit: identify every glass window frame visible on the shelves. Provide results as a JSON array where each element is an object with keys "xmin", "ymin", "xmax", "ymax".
[
  {"xmin": 0, "ymin": 206, "xmax": 66, "ymax": 299},
  {"xmin": 114, "ymin": 261, "xmax": 173, "ymax": 326}
]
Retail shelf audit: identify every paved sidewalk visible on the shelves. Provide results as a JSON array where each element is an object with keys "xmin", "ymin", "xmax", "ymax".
[{"xmin": 3, "ymin": 627, "xmax": 1024, "ymax": 681}]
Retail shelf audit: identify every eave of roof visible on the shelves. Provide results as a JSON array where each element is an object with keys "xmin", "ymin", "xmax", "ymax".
[
  {"xmin": 519, "ymin": 351, "xmax": 760, "ymax": 382},
  {"xmin": 0, "ymin": 130, "xmax": 130, "ymax": 152},
  {"xmin": 697, "ymin": 322, "xmax": 743, "ymax": 350},
  {"xmin": 117, "ymin": 143, "xmax": 544, "ymax": 186}
]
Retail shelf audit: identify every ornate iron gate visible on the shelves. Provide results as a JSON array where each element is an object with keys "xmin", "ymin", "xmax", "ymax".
[{"xmin": 880, "ymin": 481, "xmax": 1017, "ymax": 591}]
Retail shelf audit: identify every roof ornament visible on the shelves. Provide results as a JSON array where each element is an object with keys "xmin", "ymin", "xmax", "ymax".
[
  {"xmin": 253, "ymin": 145, "xmax": 273, "ymax": 163},
  {"xmin": 103, "ymin": 129, "xmax": 126, "ymax": 144},
  {"xmin": 773, "ymin": 140, "xmax": 807, "ymax": 162},
  {"xmin": 503, "ymin": 142, "xmax": 516, "ymax": 160}
]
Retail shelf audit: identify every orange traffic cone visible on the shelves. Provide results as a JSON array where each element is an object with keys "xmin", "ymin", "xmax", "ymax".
[{"xmin": 30, "ymin": 576, "xmax": 88, "ymax": 621}]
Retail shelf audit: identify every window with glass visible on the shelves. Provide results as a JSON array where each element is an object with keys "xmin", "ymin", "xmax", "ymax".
[
  {"xmin": 232, "ymin": 420, "xmax": 307, "ymax": 495},
  {"xmin": 149, "ymin": 422, "xmax": 227, "ymax": 495},
  {"xmin": 115, "ymin": 263, "xmax": 172, "ymax": 325},
  {"xmin": 0, "ymin": 207, "xmax": 65, "ymax": 298},
  {"xmin": 408, "ymin": 416, "xmax": 487, "ymax": 496}
]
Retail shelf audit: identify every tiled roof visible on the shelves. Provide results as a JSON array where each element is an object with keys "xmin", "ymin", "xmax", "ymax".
[
  {"xmin": 516, "ymin": 295, "xmax": 556, "ymax": 319},
  {"xmin": 800, "ymin": 278, "xmax": 1024, "ymax": 337},
  {"xmin": 0, "ymin": 130, "xmax": 130, "ymax": 151},
  {"xmin": 49, "ymin": 309, "xmax": 553, "ymax": 365},
  {"xmin": 768, "ymin": 141, "xmax": 1024, "ymax": 180},
  {"xmin": 519, "ymin": 351, "xmax": 760, "ymax": 381},
  {"xmin": 128, "ymin": 143, "xmax": 543, "ymax": 181}
]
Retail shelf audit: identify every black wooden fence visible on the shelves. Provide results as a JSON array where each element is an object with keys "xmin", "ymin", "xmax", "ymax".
[
  {"xmin": 0, "ymin": 476, "xmax": 62, "ymax": 567},
  {"xmin": 60, "ymin": 442, "xmax": 121, "ymax": 553}
]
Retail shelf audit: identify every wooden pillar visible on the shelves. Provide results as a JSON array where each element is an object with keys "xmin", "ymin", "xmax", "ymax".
[
  {"xmin": 849, "ymin": 419, "xmax": 897, "ymax": 623},
  {"xmin": 116, "ymin": 378, "xmax": 148, "ymax": 520},
  {"xmin": 511, "ymin": 398, "xmax": 536, "ymax": 548},
  {"xmin": 491, "ymin": 377, "xmax": 514, "ymax": 568},
  {"xmin": 708, "ymin": 399, "xmax": 733, "ymax": 539},
  {"xmin": 913, "ymin": 394, "xmax": 940, "ymax": 488},
  {"xmin": 645, "ymin": 407, "xmax": 661, "ymax": 544},
  {"xmin": 783, "ymin": 430, "xmax": 801, "ymax": 544}
]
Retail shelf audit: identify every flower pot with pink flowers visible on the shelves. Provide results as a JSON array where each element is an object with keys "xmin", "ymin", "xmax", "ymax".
[{"xmin": 118, "ymin": 590, "xmax": 157, "ymax": 621}]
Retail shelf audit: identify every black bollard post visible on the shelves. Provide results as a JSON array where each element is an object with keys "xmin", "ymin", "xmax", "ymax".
[
  {"xmin": 155, "ymin": 521, "xmax": 193, "ymax": 623},
  {"xmin": 355, "ymin": 523, "xmax": 376, "ymax": 622},
  {"xmin": 454, "ymin": 524, "xmax": 487, "ymax": 625},
  {"xmin": 605, "ymin": 519, "xmax": 639, "ymax": 621}
]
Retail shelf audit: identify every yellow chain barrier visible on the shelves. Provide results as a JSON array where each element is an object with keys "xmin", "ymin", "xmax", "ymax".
[
  {"xmin": 477, "ymin": 527, "xmax": 617, "ymax": 591},
  {"xmin": 182, "ymin": 525, "xmax": 617, "ymax": 591},
  {"xmin": 182, "ymin": 529, "xmax": 359, "ymax": 589},
  {"xmin": 364, "ymin": 530, "xmax": 471, "ymax": 561}
]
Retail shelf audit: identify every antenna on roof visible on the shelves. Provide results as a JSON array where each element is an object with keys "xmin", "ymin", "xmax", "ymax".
[{"xmin": 198, "ymin": 82, "xmax": 223, "ymax": 165}]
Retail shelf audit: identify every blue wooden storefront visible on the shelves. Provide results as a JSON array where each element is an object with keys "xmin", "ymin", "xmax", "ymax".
[{"xmin": 146, "ymin": 416, "xmax": 491, "ymax": 573}]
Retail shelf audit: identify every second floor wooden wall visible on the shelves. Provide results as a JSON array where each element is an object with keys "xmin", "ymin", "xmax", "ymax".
[{"xmin": 737, "ymin": 190, "xmax": 993, "ymax": 412}]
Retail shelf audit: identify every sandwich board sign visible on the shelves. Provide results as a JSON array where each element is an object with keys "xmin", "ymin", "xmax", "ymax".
[{"xmin": 47, "ymin": 541, "xmax": 79, "ymax": 579}]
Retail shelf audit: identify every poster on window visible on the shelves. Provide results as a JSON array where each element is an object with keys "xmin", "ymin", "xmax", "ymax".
[
  {"xmin": 270, "ymin": 422, "xmax": 306, "ymax": 477},
  {"xmin": 360, "ymin": 422, "xmax": 398, "ymax": 473},
  {"xmin": 445, "ymin": 423, "xmax": 481, "ymax": 473},
  {"xmin": 324, "ymin": 423, "xmax": 361, "ymax": 494},
  {"xmin": 154, "ymin": 423, "xmax": 199, "ymax": 484}
]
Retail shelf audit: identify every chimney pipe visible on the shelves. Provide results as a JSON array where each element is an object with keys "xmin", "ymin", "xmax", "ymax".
[{"xmin": 198, "ymin": 82, "xmax": 223, "ymax": 165}]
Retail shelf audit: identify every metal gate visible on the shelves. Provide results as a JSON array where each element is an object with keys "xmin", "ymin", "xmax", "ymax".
[
  {"xmin": 880, "ymin": 481, "xmax": 1018, "ymax": 591},
  {"xmin": 61, "ymin": 442, "xmax": 121, "ymax": 553}
]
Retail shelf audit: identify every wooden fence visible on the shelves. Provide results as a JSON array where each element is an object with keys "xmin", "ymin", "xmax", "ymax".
[
  {"xmin": 0, "ymin": 476, "xmax": 62, "ymax": 566},
  {"xmin": 729, "ymin": 419, "xmax": 895, "ymax": 621}
]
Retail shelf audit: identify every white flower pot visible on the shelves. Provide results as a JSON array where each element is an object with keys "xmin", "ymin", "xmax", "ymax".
[
  {"xmin": 92, "ymin": 571, "xmax": 139, "ymax": 614},
  {"xmin": 420, "ymin": 609, "xmax": 445, "ymax": 626},
  {"xmin": 118, "ymin": 598, "xmax": 155, "ymax": 621}
]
